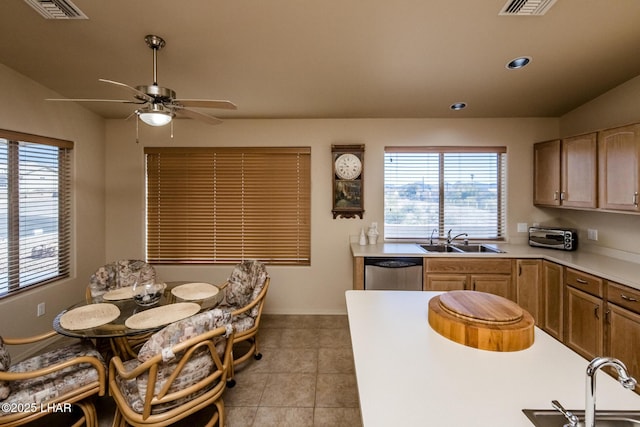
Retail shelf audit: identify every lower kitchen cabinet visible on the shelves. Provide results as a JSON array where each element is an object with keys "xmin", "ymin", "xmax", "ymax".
[
  {"xmin": 606, "ymin": 281, "xmax": 640, "ymax": 394},
  {"xmin": 541, "ymin": 261, "xmax": 564, "ymax": 341},
  {"xmin": 424, "ymin": 258, "xmax": 513, "ymax": 300},
  {"xmin": 516, "ymin": 259, "xmax": 541, "ymax": 324},
  {"xmin": 565, "ymin": 286, "xmax": 604, "ymax": 360},
  {"xmin": 424, "ymin": 274, "xmax": 466, "ymax": 291}
]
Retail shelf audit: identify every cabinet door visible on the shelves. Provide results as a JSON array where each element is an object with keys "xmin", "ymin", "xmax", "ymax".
[
  {"xmin": 541, "ymin": 261, "xmax": 563, "ymax": 341},
  {"xmin": 565, "ymin": 286, "xmax": 604, "ymax": 360},
  {"xmin": 424, "ymin": 274, "xmax": 466, "ymax": 291},
  {"xmin": 561, "ymin": 133, "xmax": 597, "ymax": 208},
  {"xmin": 516, "ymin": 260, "xmax": 541, "ymax": 324},
  {"xmin": 607, "ymin": 304, "xmax": 640, "ymax": 393},
  {"xmin": 472, "ymin": 274, "xmax": 511, "ymax": 300},
  {"xmin": 534, "ymin": 140, "xmax": 561, "ymax": 206},
  {"xmin": 598, "ymin": 124, "xmax": 640, "ymax": 211}
]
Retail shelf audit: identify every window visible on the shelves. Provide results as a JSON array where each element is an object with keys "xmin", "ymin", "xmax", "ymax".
[
  {"xmin": 384, "ymin": 146, "xmax": 506, "ymax": 241},
  {"xmin": 145, "ymin": 147, "xmax": 311, "ymax": 266},
  {"xmin": 0, "ymin": 130, "xmax": 73, "ymax": 298}
]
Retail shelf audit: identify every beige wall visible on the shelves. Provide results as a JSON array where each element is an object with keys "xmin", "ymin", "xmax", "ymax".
[
  {"xmin": 0, "ymin": 64, "xmax": 106, "ymax": 357},
  {"xmin": 105, "ymin": 117, "xmax": 558, "ymax": 314},
  {"xmin": 544, "ymin": 75, "xmax": 640, "ymax": 257}
]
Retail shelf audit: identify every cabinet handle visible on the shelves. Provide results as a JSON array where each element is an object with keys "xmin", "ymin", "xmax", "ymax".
[
  {"xmin": 594, "ymin": 305, "xmax": 600, "ymax": 319},
  {"xmin": 560, "ymin": 191, "xmax": 565, "ymax": 201},
  {"xmin": 553, "ymin": 191, "xmax": 559, "ymax": 201},
  {"xmin": 634, "ymin": 192, "xmax": 639, "ymax": 207},
  {"xmin": 605, "ymin": 309, "xmax": 610, "ymax": 324},
  {"xmin": 576, "ymin": 278, "xmax": 589, "ymax": 285},
  {"xmin": 621, "ymin": 294, "xmax": 639, "ymax": 303}
]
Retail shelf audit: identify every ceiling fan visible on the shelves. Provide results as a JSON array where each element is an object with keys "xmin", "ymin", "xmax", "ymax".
[{"xmin": 47, "ymin": 34, "xmax": 237, "ymax": 129}]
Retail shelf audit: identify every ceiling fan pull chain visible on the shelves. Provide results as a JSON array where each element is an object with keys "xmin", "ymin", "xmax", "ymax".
[
  {"xmin": 170, "ymin": 120, "xmax": 174, "ymax": 139},
  {"xmin": 136, "ymin": 115, "xmax": 140, "ymax": 144}
]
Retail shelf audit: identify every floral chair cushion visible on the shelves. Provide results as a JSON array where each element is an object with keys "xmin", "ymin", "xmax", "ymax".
[
  {"xmin": 0, "ymin": 337, "xmax": 10, "ymax": 400},
  {"xmin": 221, "ymin": 260, "xmax": 268, "ymax": 317},
  {"xmin": 115, "ymin": 310, "xmax": 232, "ymax": 415},
  {"xmin": 0, "ymin": 341, "xmax": 105, "ymax": 406},
  {"xmin": 89, "ymin": 259, "xmax": 156, "ymax": 298}
]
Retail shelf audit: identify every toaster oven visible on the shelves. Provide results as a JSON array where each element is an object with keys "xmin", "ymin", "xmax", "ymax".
[{"xmin": 528, "ymin": 227, "xmax": 578, "ymax": 251}]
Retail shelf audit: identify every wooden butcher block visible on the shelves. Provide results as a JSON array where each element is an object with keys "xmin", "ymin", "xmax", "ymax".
[{"xmin": 428, "ymin": 290, "xmax": 534, "ymax": 352}]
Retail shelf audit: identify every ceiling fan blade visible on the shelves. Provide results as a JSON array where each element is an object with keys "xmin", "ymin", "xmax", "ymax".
[
  {"xmin": 99, "ymin": 78, "xmax": 154, "ymax": 102},
  {"xmin": 174, "ymin": 107, "xmax": 223, "ymax": 125},
  {"xmin": 173, "ymin": 99, "xmax": 237, "ymax": 110},
  {"xmin": 46, "ymin": 98, "xmax": 146, "ymax": 104}
]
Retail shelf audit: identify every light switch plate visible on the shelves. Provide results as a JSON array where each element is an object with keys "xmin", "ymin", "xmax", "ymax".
[
  {"xmin": 587, "ymin": 229, "xmax": 598, "ymax": 240},
  {"xmin": 517, "ymin": 223, "xmax": 528, "ymax": 233}
]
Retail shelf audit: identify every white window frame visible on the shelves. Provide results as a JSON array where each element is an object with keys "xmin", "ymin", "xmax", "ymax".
[{"xmin": 384, "ymin": 146, "xmax": 507, "ymax": 241}]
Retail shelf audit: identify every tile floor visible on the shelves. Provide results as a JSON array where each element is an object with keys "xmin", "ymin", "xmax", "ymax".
[{"xmin": 85, "ymin": 314, "xmax": 361, "ymax": 426}]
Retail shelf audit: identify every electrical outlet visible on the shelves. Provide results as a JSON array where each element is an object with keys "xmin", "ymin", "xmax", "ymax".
[
  {"xmin": 517, "ymin": 223, "xmax": 528, "ymax": 233},
  {"xmin": 37, "ymin": 302, "xmax": 45, "ymax": 317},
  {"xmin": 587, "ymin": 229, "xmax": 598, "ymax": 241}
]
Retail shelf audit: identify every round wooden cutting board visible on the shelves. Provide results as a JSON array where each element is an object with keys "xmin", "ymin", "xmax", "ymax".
[{"xmin": 428, "ymin": 290, "xmax": 534, "ymax": 352}]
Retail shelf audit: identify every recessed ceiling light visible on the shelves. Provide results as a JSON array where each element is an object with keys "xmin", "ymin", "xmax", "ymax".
[
  {"xmin": 506, "ymin": 56, "xmax": 531, "ymax": 70},
  {"xmin": 450, "ymin": 102, "xmax": 467, "ymax": 111}
]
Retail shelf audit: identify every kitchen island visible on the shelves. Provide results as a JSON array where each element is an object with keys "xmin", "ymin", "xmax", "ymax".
[{"xmin": 346, "ymin": 290, "xmax": 640, "ymax": 427}]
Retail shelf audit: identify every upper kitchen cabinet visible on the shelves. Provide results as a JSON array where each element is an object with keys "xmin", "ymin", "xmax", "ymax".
[
  {"xmin": 533, "ymin": 140, "xmax": 561, "ymax": 206},
  {"xmin": 533, "ymin": 134, "xmax": 597, "ymax": 208},
  {"xmin": 598, "ymin": 123, "xmax": 640, "ymax": 212}
]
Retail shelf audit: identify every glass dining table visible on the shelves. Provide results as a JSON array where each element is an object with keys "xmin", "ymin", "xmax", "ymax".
[{"xmin": 53, "ymin": 281, "xmax": 224, "ymax": 359}]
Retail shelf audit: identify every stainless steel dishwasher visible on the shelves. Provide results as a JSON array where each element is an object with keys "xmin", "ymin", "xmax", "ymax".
[{"xmin": 364, "ymin": 257, "xmax": 423, "ymax": 290}]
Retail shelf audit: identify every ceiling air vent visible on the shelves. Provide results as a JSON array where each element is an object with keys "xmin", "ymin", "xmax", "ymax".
[
  {"xmin": 499, "ymin": 0, "xmax": 558, "ymax": 16},
  {"xmin": 23, "ymin": 0, "xmax": 88, "ymax": 19}
]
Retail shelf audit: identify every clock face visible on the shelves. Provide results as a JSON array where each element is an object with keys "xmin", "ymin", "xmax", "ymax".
[{"xmin": 335, "ymin": 153, "xmax": 362, "ymax": 180}]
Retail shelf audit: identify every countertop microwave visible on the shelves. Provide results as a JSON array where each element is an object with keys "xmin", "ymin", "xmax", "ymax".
[{"xmin": 528, "ymin": 226, "xmax": 578, "ymax": 251}]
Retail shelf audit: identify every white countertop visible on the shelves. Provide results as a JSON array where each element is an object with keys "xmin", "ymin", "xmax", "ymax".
[
  {"xmin": 351, "ymin": 242, "xmax": 640, "ymax": 292},
  {"xmin": 346, "ymin": 290, "xmax": 640, "ymax": 427}
]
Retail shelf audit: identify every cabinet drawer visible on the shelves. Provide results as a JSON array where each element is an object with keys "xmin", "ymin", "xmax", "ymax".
[
  {"xmin": 566, "ymin": 268, "xmax": 603, "ymax": 297},
  {"xmin": 426, "ymin": 258, "xmax": 512, "ymax": 274},
  {"xmin": 608, "ymin": 282, "xmax": 640, "ymax": 315}
]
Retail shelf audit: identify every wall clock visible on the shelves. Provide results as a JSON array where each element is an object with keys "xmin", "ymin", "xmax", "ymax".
[{"xmin": 332, "ymin": 144, "xmax": 364, "ymax": 219}]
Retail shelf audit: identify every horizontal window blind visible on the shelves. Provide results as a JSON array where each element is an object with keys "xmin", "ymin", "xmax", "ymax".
[
  {"xmin": 145, "ymin": 147, "xmax": 311, "ymax": 265},
  {"xmin": 384, "ymin": 146, "xmax": 506, "ymax": 240},
  {"xmin": 0, "ymin": 130, "xmax": 73, "ymax": 298}
]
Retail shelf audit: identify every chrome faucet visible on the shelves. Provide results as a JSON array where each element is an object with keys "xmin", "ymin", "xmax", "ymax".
[
  {"xmin": 430, "ymin": 229, "xmax": 438, "ymax": 245},
  {"xmin": 585, "ymin": 357, "xmax": 637, "ymax": 427},
  {"xmin": 446, "ymin": 229, "xmax": 468, "ymax": 244}
]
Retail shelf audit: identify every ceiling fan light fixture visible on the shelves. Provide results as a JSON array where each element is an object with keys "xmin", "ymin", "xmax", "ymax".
[{"xmin": 137, "ymin": 104, "xmax": 174, "ymax": 126}]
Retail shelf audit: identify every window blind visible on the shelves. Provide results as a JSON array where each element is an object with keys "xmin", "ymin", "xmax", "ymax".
[
  {"xmin": 145, "ymin": 147, "xmax": 311, "ymax": 265},
  {"xmin": 384, "ymin": 146, "xmax": 506, "ymax": 240},
  {"xmin": 0, "ymin": 130, "xmax": 73, "ymax": 298}
]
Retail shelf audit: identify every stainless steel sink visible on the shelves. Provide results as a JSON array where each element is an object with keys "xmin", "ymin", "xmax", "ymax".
[
  {"xmin": 451, "ymin": 244, "xmax": 505, "ymax": 253},
  {"xmin": 419, "ymin": 243, "xmax": 504, "ymax": 253},
  {"xmin": 419, "ymin": 244, "xmax": 464, "ymax": 253},
  {"xmin": 523, "ymin": 409, "xmax": 640, "ymax": 427}
]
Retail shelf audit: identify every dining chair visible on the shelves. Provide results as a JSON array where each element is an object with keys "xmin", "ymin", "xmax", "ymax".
[
  {"xmin": 0, "ymin": 331, "xmax": 107, "ymax": 427},
  {"xmin": 109, "ymin": 309, "xmax": 234, "ymax": 427},
  {"xmin": 88, "ymin": 259, "xmax": 156, "ymax": 300},
  {"xmin": 217, "ymin": 260, "xmax": 270, "ymax": 385}
]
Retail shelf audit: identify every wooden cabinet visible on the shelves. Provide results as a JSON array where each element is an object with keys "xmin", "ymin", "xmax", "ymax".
[
  {"xmin": 561, "ymin": 133, "xmax": 598, "ymax": 208},
  {"xmin": 598, "ymin": 124, "xmax": 640, "ymax": 212},
  {"xmin": 533, "ymin": 134, "xmax": 597, "ymax": 208},
  {"xmin": 515, "ymin": 259, "xmax": 542, "ymax": 324},
  {"xmin": 606, "ymin": 281, "xmax": 640, "ymax": 393},
  {"xmin": 541, "ymin": 261, "xmax": 563, "ymax": 341},
  {"xmin": 564, "ymin": 268, "xmax": 604, "ymax": 360},
  {"xmin": 533, "ymin": 140, "xmax": 561, "ymax": 206},
  {"xmin": 425, "ymin": 258, "xmax": 513, "ymax": 300}
]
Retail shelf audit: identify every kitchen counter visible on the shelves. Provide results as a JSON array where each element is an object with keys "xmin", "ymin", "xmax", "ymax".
[
  {"xmin": 351, "ymin": 242, "xmax": 640, "ymax": 292},
  {"xmin": 346, "ymin": 290, "xmax": 640, "ymax": 427}
]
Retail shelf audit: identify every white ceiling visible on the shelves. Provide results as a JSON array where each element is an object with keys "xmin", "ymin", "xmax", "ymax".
[{"xmin": 1, "ymin": 0, "xmax": 640, "ymax": 121}]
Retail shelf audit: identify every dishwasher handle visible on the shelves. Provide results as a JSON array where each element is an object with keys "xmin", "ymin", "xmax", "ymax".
[{"xmin": 364, "ymin": 257, "xmax": 423, "ymax": 268}]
